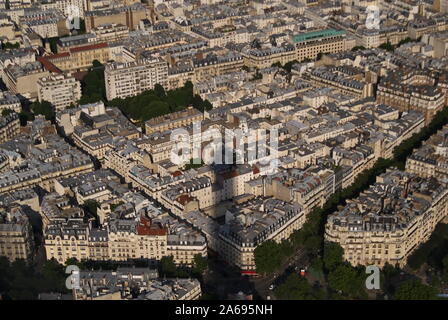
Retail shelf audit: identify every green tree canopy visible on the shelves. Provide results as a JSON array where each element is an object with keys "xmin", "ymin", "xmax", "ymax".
[
  {"xmin": 274, "ymin": 273, "xmax": 318, "ymax": 300},
  {"xmin": 327, "ymin": 264, "xmax": 366, "ymax": 298},
  {"xmin": 351, "ymin": 46, "xmax": 366, "ymax": 51},
  {"xmin": 323, "ymin": 242, "xmax": 344, "ymax": 271},
  {"xmin": 254, "ymin": 240, "xmax": 284, "ymax": 274},
  {"xmin": 30, "ymin": 100, "xmax": 54, "ymax": 121},
  {"xmin": 158, "ymin": 256, "xmax": 177, "ymax": 277},
  {"xmin": 1, "ymin": 42, "xmax": 20, "ymax": 50},
  {"xmin": 379, "ymin": 42, "xmax": 394, "ymax": 52},
  {"xmin": 79, "ymin": 61, "xmax": 106, "ymax": 104},
  {"xmin": 394, "ymin": 279, "xmax": 438, "ymax": 300},
  {"xmin": 193, "ymin": 254, "xmax": 208, "ymax": 275}
]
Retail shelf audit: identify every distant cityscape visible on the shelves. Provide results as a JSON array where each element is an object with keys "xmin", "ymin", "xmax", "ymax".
[{"xmin": 0, "ymin": 0, "xmax": 448, "ymax": 301}]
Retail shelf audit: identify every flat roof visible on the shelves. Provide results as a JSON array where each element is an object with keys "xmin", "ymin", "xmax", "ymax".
[{"xmin": 292, "ymin": 29, "xmax": 346, "ymax": 43}]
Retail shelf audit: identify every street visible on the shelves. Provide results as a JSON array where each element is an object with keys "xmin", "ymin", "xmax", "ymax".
[{"xmin": 251, "ymin": 248, "xmax": 309, "ymax": 300}]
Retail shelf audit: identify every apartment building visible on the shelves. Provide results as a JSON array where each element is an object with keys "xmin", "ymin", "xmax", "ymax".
[
  {"xmin": 107, "ymin": 214, "xmax": 168, "ymax": 262},
  {"xmin": 40, "ymin": 0, "xmax": 87, "ymax": 18},
  {"xmin": 243, "ymin": 44, "xmax": 296, "ymax": 69},
  {"xmin": 406, "ymin": 124, "xmax": 448, "ymax": 180},
  {"xmin": 19, "ymin": 9, "xmax": 69, "ymax": 38},
  {"xmin": 45, "ymin": 42, "xmax": 110, "ymax": 72},
  {"xmin": 0, "ymin": 91, "xmax": 21, "ymax": 113},
  {"xmin": 66, "ymin": 107, "xmax": 140, "ymax": 162},
  {"xmin": 84, "ymin": 3, "xmax": 148, "ymax": 32},
  {"xmin": 263, "ymin": 169, "xmax": 326, "ymax": 214},
  {"xmin": 376, "ymin": 70, "xmax": 446, "ymax": 125},
  {"xmin": 92, "ymin": 23, "xmax": 129, "ymax": 43},
  {"xmin": 44, "ymin": 216, "xmax": 90, "ymax": 263},
  {"xmin": 218, "ymin": 198, "xmax": 304, "ymax": 271},
  {"xmin": 408, "ymin": 17, "xmax": 437, "ymax": 40},
  {"xmin": 144, "ymin": 107, "xmax": 203, "ymax": 134},
  {"xmin": 46, "ymin": 216, "xmax": 206, "ymax": 266},
  {"xmin": 103, "ymin": 142, "xmax": 150, "ymax": 183},
  {"xmin": 191, "ymin": 25, "xmax": 249, "ymax": 47},
  {"xmin": 193, "ymin": 52, "xmax": 244, "ymax": 82},
  {"xmin": 325, "ymin": 170, "xmax": 448, "ymax": 268},
  {"xmin": 160, "ymin": 176, "xmax": 218, "ymax": 216},
  {"xmin": 307, "ymin": 66, "xmax": 373, "ymax": 98},
  {"xmin": 3, "ymin": 61, "xmax": 50, "ymax": 99},
  {"xmin": 167, "ymin": 66, "xmax": 195, "ymax": 91},
  {"xmin": 167, "ymin": 234, "xmax": 207, "ymax": 266},
  {"xmin": 0, "ymin": 112, "xmax": 20, "ymax": 143},
  {"xmin": 73, "ymin": 268, "xmax": 201, "ymax": 300},
  {"xmin": 0, "ymin": 205, "xmax": 34, "ymax": 262},
  {"xmin": 37, "ymin": 73, "xmax": 82, "ymax": 110},
  {"xmin": 0, "ymin": 118, "xmax": 95, "ymax": 194},
  {"xmin": 292, "ymin": 29, "xmax": 348, "ymax": 61},
  {"xmin": 105, "ymin": 58, "xmax": 168, "ymax": 100}
]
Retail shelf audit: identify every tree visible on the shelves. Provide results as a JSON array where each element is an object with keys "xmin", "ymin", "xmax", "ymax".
[
  {"xmin": 18, "ymin": 111, "xmax": 34, "ymax": 126},
  {"xmin": 30, "ymin": 100, "xmax": 55, "ymax": 121},
  {"xmin": 397, "ymin": 37, "xmax": 413, "ymax": 47},
  {"xmin": 154, "ymin": 83, "xmax": 166, "ymax": 98},
  {"xmin": 41, "ymin": 259, "xmax": 67, "ymax": 293},
  {"xmin": 158, "ymin": 256, "xmax": 177, "ymax": 277},
  {"xmin": 254, "ymin": 240, "xmax": 283, "ymax": 274},
  {"xmin": 202, "ymin": 99, "xmax": 213, "ymax": 111},
  {"xmin": 193, "ymin": 254, "xmax": 208, "ymax": 275},
  {"xmin": 443, "ymin": 255, "xmax": 448, "ymax": 274},
  {"xmin": 379, "ymin": 42, "xmax": 394, "ymax": 52},
  {"xmin": 47, "ymin": 37, "xmax": 59, "ymax": 54},
  {"xmin": 351, "ymin": 46, "xmax": 366, "ymax": 51},
  {"xmin": 274, "ymin": 273, "xmax": 317, "ymax": 300},
  {"xmin": 327, "ymin": 264, "xmax": 365, "ymax": 298},
  {"xmin": 381, "ymin": 263, "xmax": 400, "ymax": 293},
  {"xmin": 283, "ymin": 60, "xmax": 299, "ymax": 73},
  {"xmin": 79, "ymin": 61, "xmax": 106, "ymax": 104},
  {"xmin": 65, "ymin": 257, "xmax": 84, "ymax": 268},
  {"xmin": 323, "ymin": 242, "xmax": 344, "ymax": 271},
  {"xmin": 2, "ymin": 42, "xmax": 20, "ymax": 50},
  {"xmin": 407, "ymin": 223, "xmax": 448, "ymax": 270},
  {"xmin": 394, "ymin": 279, "xmax": 438, "ymax": 300}
]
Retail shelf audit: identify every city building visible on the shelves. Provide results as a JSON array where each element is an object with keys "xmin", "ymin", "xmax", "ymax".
[
  {"xmin": 144, "ymin": 107, "xmax": 203, "ymax": 134},
  {"xmin": 325, "ymin": 170, "xmax": 448, "ymax": 268},
  {"xmin": 37, "ymin": 73, "xmax": 82, "ymax": 110},
  {"xmin": 0, "ymin": 205, "xmax": 34, "ymax": 262},
  {"xmin": 3, "ymin": 61, "xmax": 50, "ymax": 99},
  {"xmin": 0, "ymin": 112, "xmax": 20, "ymax": 143},
  {"xmin": 105, "ymin": 58, "xmax": 168, "ymax": 100},
  {"xmin": 0, "ymin": 91, "xmax": 21, "ymax": 113},
  {"xmin": 292, "ymin": 29, "xmax": 349, "ymax": 62},
  {"xmin": 73, "ymin": 268, "xmax": 201, "ymax": 300}
]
